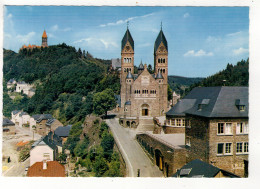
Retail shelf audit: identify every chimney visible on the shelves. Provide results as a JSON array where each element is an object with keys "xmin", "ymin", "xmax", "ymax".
[{"xmin": 43, "ymin": 160, "xmax": 47, "ymax": 170}]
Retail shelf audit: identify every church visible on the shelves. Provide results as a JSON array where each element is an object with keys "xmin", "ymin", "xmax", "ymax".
[
  {"xmin": 20, "ymin": 30, "xmax": 48, "ymax": 50},
  {"xmin": 119, "ymin": 25, "xmax": 169, "ymax": 131}
]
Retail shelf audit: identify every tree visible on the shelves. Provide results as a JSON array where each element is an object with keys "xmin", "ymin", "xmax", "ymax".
[
  {"xmin": 147, "ymin": 64, "xmax": 154, "ymax": 74},
  {"xmin": 101, "ymin": 132, "xmax": 114, "ymax": 160},
  {"xmin": 93, "ymin": 88, "xmax": 116, "ymax": 117},
  {"xmin": 167, "ymin": 84, "xmax": 173, "ymax": 101},
  {"xmin": 94, "ymin": 155, "xmax": 109, "ymax": 177}
]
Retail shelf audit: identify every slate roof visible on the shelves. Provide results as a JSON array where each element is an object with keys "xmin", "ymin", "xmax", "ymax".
[
  {"xmin": 126, "ymin": 71, "xmax": 134, "ymax": 79},
  {"xmin": 7, "ymin": 79, "xmax": 16, "ymax": 84},
  {"xmin": 32, "ymin": 131, "xmax": 60, "ymax": 150},
  {"xmin": 19, "ymin": 112, "xmax": 29, "ymax": 117},
  {"xmin": 172, "ymin": 159, "xmax": 239, "ymax": 178},
  {"xmin": 166, "ymin": 99, "xmax": 196, "ymax": 117},
  {"xmin": 166, "ymin": 87, "xmax": 248, "ymax": 118},
  {"xmin": 115, "ymin": 95, "xmax": 121, "ymax": 108},
  {"xmin": 12, "ymin": 110, "xmax": 21, "ymax": 115},
  {"xmin": 154, "ymin": 29, "xmax": 168, "ymax": 53},
  {"xmin": 45, "ymin": 119, "xmax": 56, "ymax": 126},
  {"xmin": 121, "ymin": 28, "xmax": 134, "ymax": 51},
  {"xmin": 156, "ymin": 71, "xmax": 164, "ymax": 79},
  {"xmin": 27, "ymin": 161, "xmax": 65, "ymax": 177},
  {"xmin": 138, "ymin": 61, "xmax": 144, "ymax": 70},
  {"xmin": 17, "ymin": 81, "xmax": 27, "ymax": 84},
  {"xmin": 2, "ymin": 118, "xmax": 15, "ymax": 127},
  {"xmin": 54, "ymin": 125, "xmax": 72, "ymax": 137},
  {"xmin": 31, "ymin": 114, "xmax": 53, "ymax": 123}
]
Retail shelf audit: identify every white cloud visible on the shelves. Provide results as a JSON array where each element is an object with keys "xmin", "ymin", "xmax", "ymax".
[
  {"xmin": 226, "ymin": 31, "xmax": 242, "ymax": 37},
  {"xmin": 50, "ymin": 24, "xmax": 59, "ymax": 32},
  {"xmin": 233, "ymin": 47, "xmax": 249, "ymax": 55},
  {"xmin": 63, "ymin": 27, "xmax": 71, "ymax": 32},
  {"xmin": 7, "ymin": 13, "xmax": 12, "ymax": 18},
  {"xmin": 100, "ymin": 13, "xmax": 155, "ymax": 27},
  {"xmin": 74, "ymin": 37, "xmax": 118, "ymax": 49},
  {"xmin": 183, "ymin": 13, "xmax": 190, "ymax": 18},
  {"xmin": 206, "ymin": 36, "xmax": 221, "ymax": 43},
  {"xmin": 16, "ymin": 32, "xmax": 36, "ymax": 44},
  {"xmin": 184, "ymin": 49, "xmax": 213, "ymax": 57}
]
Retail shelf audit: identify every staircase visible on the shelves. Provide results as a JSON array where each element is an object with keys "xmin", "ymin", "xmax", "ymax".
[{"xmin": 137, "ymin": 117, "xmax": 155, "ymax": 132}]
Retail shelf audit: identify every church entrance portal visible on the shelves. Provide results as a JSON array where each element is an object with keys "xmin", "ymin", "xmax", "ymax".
[{"xmin": 141, "ymin": 104, "xmax": 149, "ymax": 116}]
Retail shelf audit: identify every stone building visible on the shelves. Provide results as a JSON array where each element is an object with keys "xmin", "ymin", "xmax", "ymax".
[
  {"xmin": 119, "ymin": 26, "xmax": 169, "ymax": 131},
  {"xmin": 20, "ymin": 30, "xmax": 48, "ymax": 50},
  {"xmin": 180, "ymin": 86, "xmax": 249, "ymax": 177},
  {"xmin": 2, "ymin": 118, "xmax": 15, "ymax": 135},
  {"xmin": 15, "ymin": 81, "xmax": 35, "ymax": 97}
]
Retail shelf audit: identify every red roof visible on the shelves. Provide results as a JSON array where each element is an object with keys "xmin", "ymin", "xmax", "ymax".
[
  {"xmin": 27, "ymin": 161, "xmax": 65, "ymax": 177},
  {"xmin": 42, "ymin": 30, "xmax": 47, "ymax": 38}
]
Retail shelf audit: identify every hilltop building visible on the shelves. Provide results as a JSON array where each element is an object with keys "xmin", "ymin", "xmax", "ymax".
[
  {"xmin": 119, "ymin": 26, "xmax": 169, "ymax": 131},
  {"xmin": 20, "ymin": 30, "xmax": 48, "ymax": 50}
]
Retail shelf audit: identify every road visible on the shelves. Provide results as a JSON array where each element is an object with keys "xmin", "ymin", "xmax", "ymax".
[
  {"xmin": 2, "ymin": 158, "xmax": 30, "ymax": 177},
  {"xmin": 2, "ymin": 125, "xmax": 41, "ymax": 177},
  {"xmin": 106, "ymin": 118, "xmax": 163, "ymax": 177}
]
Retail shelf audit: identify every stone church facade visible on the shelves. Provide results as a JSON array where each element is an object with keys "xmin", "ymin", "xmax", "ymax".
[{"xmin": 119, "ymin": 26, "xmax": 169, "ymax": 130}]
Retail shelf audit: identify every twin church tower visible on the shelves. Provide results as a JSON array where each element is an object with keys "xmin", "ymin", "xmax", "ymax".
[{"xmin": 119, "ymin": 25, "xmax": 169, "ymax": 129}]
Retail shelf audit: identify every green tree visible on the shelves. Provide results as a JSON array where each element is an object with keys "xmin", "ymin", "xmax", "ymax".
[
  {"xmin": 93, "ymin": 88, "xmax": 116, "ymax": 117},
  {"xmin": 167, "ymin": 84, "xmax": 173, "ymax": 101},
  {"xmin": 94, "ymin": 155, "xmax": 109, "ymax": 177},
  {"xmin": 73, "ymin": 137, "xmax": 89, "ymax": 157},
  {"xmin": 101, "ymin": 132, "xmax": 114, "ymax": 160}
]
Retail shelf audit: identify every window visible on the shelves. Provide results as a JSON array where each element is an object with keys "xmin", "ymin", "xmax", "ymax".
[
  {"xmin": 218, "ymin": 123, "xmax": 224, "ymax": 134},
  {"xmin": 236, "ymin": 142, "xmax": 243, "ymax": 153},
  {"xmin": 244, "ymin": 142, "xmax": 249, "ymax": 153},
  {"xmin": 167, "ymin": 119, "xmax": 170, "ymax": 125},
  {"xmin": 236, "ymin": 122, "xmax": 249, "ymax": 134},
  {"xmin": 225, "ymin": 143, "xmax": 232, "ymax": 154},
  {"xmin": 171, "ymin": 119, "xmax": 175, "ymax": 126},
  {"xmin": 236, "ymin": 142, "xmax": 248, "ymax": 154},
  {"xmin": 218, "ymin": 143, "xmax": 232, "ymax": 155},
  {"xmin": 217, "ymin": 123, "xmax": 233, "ymax": 135},
  {"xmin": 176, "ymin": 119, "xmax": 181, "ymax": 126},
  {"xmin": 239, "ymin": 105, "xmax": 245, "ymax": 111}
]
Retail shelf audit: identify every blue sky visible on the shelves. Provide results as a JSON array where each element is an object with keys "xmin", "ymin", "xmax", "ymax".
[{"xmin": 4, "ymin": 6, "xmax": 249, "ymax": 77}]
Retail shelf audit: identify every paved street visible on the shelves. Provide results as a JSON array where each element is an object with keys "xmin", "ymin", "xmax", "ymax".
[
  {"xmin": 106, "ymin": 118, "xmax": 163, "ymax": 177},
  {"xmin": 2, "ymin": 125, "xmax": 41, "ymax": 177}
]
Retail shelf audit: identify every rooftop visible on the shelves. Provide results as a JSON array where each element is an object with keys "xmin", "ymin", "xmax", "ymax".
[
  {"xmin": 2, "ymin": 118, "xmax": 15, "ymax": 127},
  {"xmin": 172, "ymin": 159, "xmax": 240, "ymax": 178},
  {"xmin": 166, "ymin": 86, "xmax": 248, "ymax": 118},
  {"xmin": 27, "ymin": 161, "xmax": 65, "ymax": 177},
  {"xmin": 54, "ymin": 125, "xmax": 72, "ymax": 137}
]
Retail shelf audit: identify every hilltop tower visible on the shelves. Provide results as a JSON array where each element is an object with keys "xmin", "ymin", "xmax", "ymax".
[
  {"xmin": 42, "ymin": 30, "xmax": 48, "ymax": 47},
  {"xmin": 120, "ymin": 25, "xmax": 134, "ymax": 107}
]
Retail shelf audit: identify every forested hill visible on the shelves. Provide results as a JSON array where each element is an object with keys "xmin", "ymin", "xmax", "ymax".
[
  {"xmin": 3, "ymin": 44, "xmax": 120, "ymax": 124},
  {"xmin": 168, "ymin": 75, "xmax": 204, "ymax": 96},
  {"xmin": 184, "ymin": 59, "xmax": 249, "ymax": 96}
]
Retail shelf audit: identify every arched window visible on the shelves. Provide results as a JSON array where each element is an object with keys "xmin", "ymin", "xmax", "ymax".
[
  {"xmin": 129, "ymin": 58, "xmax": 131, "ymax": 63},
  {"xmin": 163, "ymin": 59, "xmax": 165, "ymax": 63},
  {"xmin": 158, "ymin": 58, "xmax": 160, "ymax": 63}
]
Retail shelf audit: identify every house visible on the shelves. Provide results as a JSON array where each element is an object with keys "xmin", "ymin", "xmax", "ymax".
[
  {"xmin": 45, "ymin": 118, "xmax": 64, "ymax": 133},
  {"xmin": 54, "ymin": 125, "xmax": 72, "ymax": 145},
  {"xmin": 27, "ymin": 161, "xmax": 65, "ymax": 177},
  {"xmin": 119, "ymin": 26, "xmax": 169, "ymax": 131},
  {"xmin": 2, "ymin": 118, "xmax": 15, "ymax": 135},
  {"xmin": 11, "ymin": 110, "xmax": 30, "ymax": 127},
  {"xmin": 172, "ymin": 159, "xmax": 240, "ymax": 178},
  {"xmin": 180, "ymin": 86, "xmax": 248, "ymax": 177},
  {"xmin": 7, "ymin": 78, "xmax": 16, "ymax": 89},
  {"xmin": 30, "ymin": 114, "xmax": 53, "ymax": 135},
  {"xmin": 171, "ymin": 91, "xmax": 180, "ymax": 106},
  {"xmin": 111, "ymin": 58, "xmax": 121, "ymax": 70},
  {"xmin": 30, "ymin": 132, "xmax": 59, "ymax": 166},
  {"xmin": 15, "ymin": 81, "xmax": 35, "ymax": 97}
]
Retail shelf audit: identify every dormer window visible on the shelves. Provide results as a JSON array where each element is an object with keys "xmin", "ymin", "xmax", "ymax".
[
  {"xmin": 198, "ymin": 99, "xmax": 210, "ymax": 111},
  {"xmin": 235, "ymin": 99, "xmax": 246, "ymax": 111}
]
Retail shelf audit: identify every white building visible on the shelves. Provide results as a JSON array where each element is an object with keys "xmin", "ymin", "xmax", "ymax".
[{"xmin": 16, "ymin": 81, "xmax": 35, "ymax": 97}]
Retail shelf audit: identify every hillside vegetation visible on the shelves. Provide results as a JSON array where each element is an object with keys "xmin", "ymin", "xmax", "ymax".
[
  {"xmin": 3, "ymin": 44, "xmax": 120, "ymax": 124},
  {"xmin": 184, "ymin": 59, "xmax": 249, "ymax": 96}
]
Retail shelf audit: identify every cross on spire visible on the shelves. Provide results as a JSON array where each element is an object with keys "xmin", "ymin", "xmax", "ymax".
[
  {"xmin": 127, "ymin": 21, "xmax": 129, "ymax": 29},
  {"xmin": 161, "ymin": 21, "xmax": 163, "ymax": 30}
]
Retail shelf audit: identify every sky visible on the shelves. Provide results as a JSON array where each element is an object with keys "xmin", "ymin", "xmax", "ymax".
[{"xmin": 4, "ymin": 6, "xmax": 249, "ymax": 77}]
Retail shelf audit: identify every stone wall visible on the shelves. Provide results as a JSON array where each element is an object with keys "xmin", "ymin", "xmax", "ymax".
[{"xmin": 136, "ymin": 133, "xmax": 186, "ymax": 177}]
